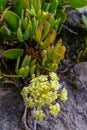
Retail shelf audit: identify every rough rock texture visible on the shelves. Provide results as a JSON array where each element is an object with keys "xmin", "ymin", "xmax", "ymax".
[
  {"xmin": 74, "ymin": 62, "xmax": 87, "ymax": 85},
  {"xmin": 0, "ymin": 62, "xmax": 87, "ymax": 130},
  {"xmin": 77, "ymin": 6, "xmax": 87, "ymax": 14},
  {"xmin": 0, "ymin": 84, "xmax": 24, "ymax": 130},
  {"xmin": 65, "ymin": 7, "xmax": 87, "ymax": 34},
  {"xmin": 61, "ymin": 8, "xmax": 87, "ymax": 61}
]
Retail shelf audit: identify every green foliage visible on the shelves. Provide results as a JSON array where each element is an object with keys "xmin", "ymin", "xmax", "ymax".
[
  {"xmin": 82, "ymin": 15, "xmax": 87, "ymax": 28},
  {"xmin": 77, "ymin": 15, "xmax": 87, "ymax": 60},
  {"xmin": 0, "ymin": 0, "xmax": 7, "ymax": 13},
  {"xmin": 0, "ymin": 10, "xmax": 20, "ymax": 40},
  {"xmin": 78, "ymin": 37, "xmax": 87, "ymax": 60},
  {"xmin": 3, "ymin": 11, "xmax": 20, "ymax": 32},
  {"xmin": 15, "ymin": 55, "xmax": 36, "ymax": 77},
  {"xmin": 3, "ymin": 49, "xmax": 24, "ymax": 59},
  {"xmin": 40, "ymin": 38, "xmax": 66, "ymax": 72},
  {"xmin": 67, "ymin": 0, "xmax": 87, "ymax": 8},
  {"xmin": 0, "ymin": 0, "xmax": 67, "ymax": 83},
  {"xmin": 14, "ymin": 0, "xmax": 28, "ymax": 16},
  {"xmin": 0, "ymin": 0, "xmax": 65, "ymax": 41},
  {"xmin": 2, "ymin": 0, "xmax": 87, "ymax": 41},
  {"xmin": 0, "ymin": 26, "xmax": 16, "ymax": 40}
]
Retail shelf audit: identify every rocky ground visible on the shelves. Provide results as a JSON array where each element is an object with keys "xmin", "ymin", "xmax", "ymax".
[{"xmin": 0, "ymin": 7, "xmax": 87, "ymax": 130}]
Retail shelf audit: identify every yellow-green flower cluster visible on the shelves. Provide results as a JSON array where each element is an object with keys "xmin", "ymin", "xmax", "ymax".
[
  {"xmin": 21, "ymin": 72, "xmax": 68, "ymax": 119},
  {"xmin": 49, "ymin": 103, "xmax": 60, "ymax": 115},
  {"xmin": 32, "ymin": 110, "xmax": 45, "ymax": 120},
  {"xmin": 58, "ymin": 87, "xmax": 68, "ymax": 102}
]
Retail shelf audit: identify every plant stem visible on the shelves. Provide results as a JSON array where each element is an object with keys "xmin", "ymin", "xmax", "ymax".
[{"xmin": 34, "ymin": 119, "xmax": 37, "ymax": 130}]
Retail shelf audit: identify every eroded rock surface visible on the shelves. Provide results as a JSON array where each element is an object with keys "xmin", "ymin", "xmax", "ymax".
[
  {"xmin": 74, "ymin": 62, "xmax": 87, "ymax": 85},
  {"xmin": 0, "ymin": 84, "xmax": 24, "ymax": 130}
]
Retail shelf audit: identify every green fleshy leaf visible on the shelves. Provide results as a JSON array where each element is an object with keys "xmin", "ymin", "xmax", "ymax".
[
  {"xmin": 17, "ymin": 28, "xmax": 23, "ymax": 42},
  {"xmin": 0, "ymin": 26, "xmax": 16, "ymax": 40},
  {"xmin": 3, "ymin": 49, "xmax": 23, "ymax": 59},
  {"xmin": 49, "ymin": 0, "xmax": 58, "ymax": 14},
  {"xmin": 21, "ymin": 55, "xmax": 31, "ymax": 67},
  {"xmin": 22, "ymin": 66, "xmax": 30, "ymax": 77},
  {"xmin": 68, "ymin": 0, "xmax": 87, "ymax": 8},
  {"xmin": 56, "ymin": 12, "xmax": 66, "ymax": 24},
  {"xmin": 14, "ymin": 0, "xmax": 28, "ymax": 16},
  {"xmin": 4, "ymin": 11, "xmax": 20, "ymax": 32},
  {"xmin": 0, "ymin": 0, "xmax": 7, "ymax": 13},
  {"xmin": 82, "ymin": 15, "xmax": 87, "ymax": 28}
]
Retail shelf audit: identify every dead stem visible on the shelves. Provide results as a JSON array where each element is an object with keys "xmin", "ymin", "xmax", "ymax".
[
  {"xmin": 63, "ymin": 25, "xmax": 78, "ymax": 35},
  {"xmin": 75, "ymin": 76, "xmax": 87, "ymax": 91},
  {"xmin": 22, "ymin": 106, "xmax": 30, "ymax": 130},
  {"xmin": 2, "ymin": 59, "xmax": 8, "ymax": 69}
]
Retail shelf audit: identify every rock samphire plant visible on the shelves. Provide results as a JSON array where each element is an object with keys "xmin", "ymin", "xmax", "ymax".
[
  {"xmin": 0, "ymin": 0, "xmax": 87, "ymax": 130},
  {"xmin": 1, "ymin": 0, "xmax": 66, "ymax": 78}
]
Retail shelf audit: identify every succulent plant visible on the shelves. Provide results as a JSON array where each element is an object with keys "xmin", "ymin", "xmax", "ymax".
[
  {"xmin": 15, "ymin": 55, "xmax": 36, "ymax": 77},
  {"xmin": 0, "ymin": 0, "xmax": 66, "ymax": 41},
  {"xmin": 0, "ymin": 0, "xmax": 7, "ymax": 13},
  {"xmin": 0, "ymin": 0, "xmax": 66, "ymax": 78}
]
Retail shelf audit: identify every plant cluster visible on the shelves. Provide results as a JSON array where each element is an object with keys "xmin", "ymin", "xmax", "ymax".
[
  {"xmin": 0, "ymin": 0, "xmax": 65, "ymax": 41},
  {"xmin": 1, "ymin": 0, "xmax": 66, "ymax": 78}
]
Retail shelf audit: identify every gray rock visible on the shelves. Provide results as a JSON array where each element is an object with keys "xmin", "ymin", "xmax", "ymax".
[
  {"xmin": 77, "ymin": 6, "xmax": 87, "ymax": 14},
  {"xmin": 74, "ymin": 62, "xmax": 87, "ymax": 85},
  {"xmin": 0, "ymin": 84, "xmax": 24, "ymax": 130}
]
